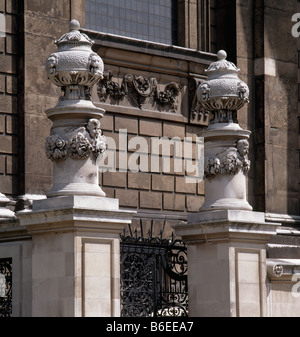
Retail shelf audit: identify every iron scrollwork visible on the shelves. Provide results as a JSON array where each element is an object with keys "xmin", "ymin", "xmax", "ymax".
[
  {"xmin": 120, "ymin": 220, "xmax": 188, "ymax": 317},
  {"xmin": 0, "ymin": 258, "xmax": 12, "ymax": 317}
]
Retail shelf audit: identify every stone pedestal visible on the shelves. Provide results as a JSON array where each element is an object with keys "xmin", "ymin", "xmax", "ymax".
[
  {"xmin": 18, "ymin": 196, "xmax": 135, "ymax": 317},
  {"xmin": 15, "ymin": 20, "xmax": 136, "ymax": 317},
  {"xmin": 173, "ymin": 210, "xmax": 279, "ymax": 317}
]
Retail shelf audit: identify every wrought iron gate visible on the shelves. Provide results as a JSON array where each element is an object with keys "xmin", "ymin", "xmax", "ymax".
[
  {"xmin": 120, "ymin": 220, "xmax": 188, "ymax": 317},
  {"xmin": 0, "ymin": 258, "xmax": 12, "ymax": 317}
]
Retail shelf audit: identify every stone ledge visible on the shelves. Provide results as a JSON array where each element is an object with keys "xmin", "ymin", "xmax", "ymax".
[
  {"xmin": 17, "ymin": 196, "xmax": 136, "ymax": 235},
  {"xmin": 267, "ymin": 259, "xmax": 300, "ymax": 281},
  {"xmin": 173, "ymin": 210, "xmax": 280, "ymax": 244}
]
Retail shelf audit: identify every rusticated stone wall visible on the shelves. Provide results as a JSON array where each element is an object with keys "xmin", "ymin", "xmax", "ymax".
[{"xmin": 0, "ymin": 0, "xmax": 18, "ymax": 196}]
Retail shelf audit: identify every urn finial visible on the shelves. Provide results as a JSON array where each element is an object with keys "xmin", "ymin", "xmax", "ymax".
[
  {"xmin": 196, "ymin": 50, "xmax": 249, "ymax": 124},
  {"xmin": 46, "ymin": 20, "xmax": 104, "ymax": 101}
]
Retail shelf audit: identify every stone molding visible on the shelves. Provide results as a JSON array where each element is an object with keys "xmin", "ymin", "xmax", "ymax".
[{"xmin": 267, "ymin": 259, "xmax": 300, "ymax": 281}]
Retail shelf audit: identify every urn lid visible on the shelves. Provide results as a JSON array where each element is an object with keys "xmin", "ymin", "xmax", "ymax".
[
  {"xmin": 55, "ymin": 19, "xmax": 94, "ymax": 47},
  {"xmin": 196, "ymin": 50, "xmax": 249, "ymax": 121},
  {"xmin": 205, "ymin": 50, "xmax": 240, "ymax": 78}
]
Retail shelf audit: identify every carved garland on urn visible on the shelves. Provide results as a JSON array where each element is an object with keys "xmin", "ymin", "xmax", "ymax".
[
  {"xmin": 45, "ymin": 118, "xmax": 106, "ymax": 162},
  {"xmin": 204, "ymin": 139, "xmax": 250, "ymax": 179},
  {"xmin": 97, "ymin": 70, "xmax": 180, "ymax": 112}
]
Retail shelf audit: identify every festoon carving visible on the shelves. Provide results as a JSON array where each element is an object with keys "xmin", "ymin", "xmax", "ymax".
[
  {"xmin": 46, "ymin": 118, "xmax": 106, "ymax": 161},
  {"xmin": 205, "ymin": 139, "xmax": 250, "ymax": 179},
  {"xmin": 97, "ymin": 70, "xmax": 180, "ymax": 112}
]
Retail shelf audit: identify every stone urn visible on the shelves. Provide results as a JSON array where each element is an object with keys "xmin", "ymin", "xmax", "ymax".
[
  {"xmin": 196, "ymin": 50, "xmax": 252, "ymax": 211},
  {"xmin": 45, "ymin": 20, "xmax": 106, "ymax": 198}
]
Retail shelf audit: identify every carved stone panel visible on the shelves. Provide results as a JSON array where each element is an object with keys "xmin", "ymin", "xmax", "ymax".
[{"xmin": 97, "ymin": 70, "xmax": 181, "ymax": 113}]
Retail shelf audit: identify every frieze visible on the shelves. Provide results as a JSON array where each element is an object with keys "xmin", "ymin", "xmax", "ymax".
[
  {"xmin": 97, "ymin": 70, "xmax": 180, "ymax": 112},
  {"xmin": 45, "ymin": 118, "xmax": 106, "ymax": 162}
]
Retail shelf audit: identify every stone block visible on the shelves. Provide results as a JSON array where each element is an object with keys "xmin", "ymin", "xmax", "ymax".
[
  {"xmin": 0, "ymin": 174, "xmax": 17, "ymax": 194},
  {"xmin": 6, "ymin": 35, "xmax": 18, "ymax": 55},
  {"xmin": 0, "ymin": 94, "xmax": 17, "ymax": 113},
  {"xmin": 139, "ymin": 119, "xmax": 162, "ymax": 137},
  {"xmin": 186, "ymin": 195, "xmax": 204, "ymax": 212},
  {"xmin": 5, "ymin": 75, "xmax": 17, "ymax": 94},
  {"xmin": 5, "ymin": 14, "xmax": 17, "ymax": 34},
  {"xmin": 6, "ymin": 115, "xmax": 17, "ymax": 134},
  {"xmin": 5, "ymin": 155, "xmax": 17, "ymax": 174},
  {"xmin": 175, "ymin": 176, "xmax": 196, "ymax": 194},
  {"xmin": 100, "ymin": 114, "xmax": 114, "ymax": 131},
  {"xmin": 140, "ymin": 191, "xmax": 162, "ymax": 210},
  {"xmin": 163, "ymin": 193, "xmax": 185, "ymax": 211},
  {"xmin": 163, "ymin": 121, "xmax": 185, "ymax": 140},
  {"xmin": 0, "ymin": 75, "xmax": 5, "ymax": 93},
  {"xmin": 128, "ymin": 172, "xmax": 150, "ymax": 190},
  {"xmin": 115, "ymin": 189, "xmax": 138, "ymax": 208},
  {"xmin": 0, "ymin": 134, "xmax": 17, "ymax": 154},
  {"xmin": 103, "ymin": 171, "xmax": 126, "ymax": 188},
  {"xmin": 102, "ymin": 186, "xmax": 114, "ymax": 199},
  {"xmin": 6, "ymin": 0, "xmax": 17, "ymax": 14},
  {"xmin": 0, "ymin": 114, "xmax": 4, "ymax": 132},
  {"xmin": 152, "ymin": 174, "xmax": 174, "ymax": 192},
  {"xmin": 0, "ymin": 154, "xmax": 4, "ymax": 174},
  {"xmin": 115, "ymin": 116, "xmax": 138, "ymax": 134},
  {"xmin": 0, "ymin": 54, "xmax": 16, "ymax": 74}
]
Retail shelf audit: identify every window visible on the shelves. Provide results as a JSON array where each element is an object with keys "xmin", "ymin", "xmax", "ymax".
[{"xmin": 85, "ymin": 0, "xmax": 178, "ymax": 45}]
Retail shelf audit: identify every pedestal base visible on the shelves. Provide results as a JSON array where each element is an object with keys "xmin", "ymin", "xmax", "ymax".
[
  {"xmin": 173, "ymin": 210, "xmax": 280, "ymax": 317},
  {"xmin": 18, "ymin": 195, "xmax": 135, "ymax": 317}
]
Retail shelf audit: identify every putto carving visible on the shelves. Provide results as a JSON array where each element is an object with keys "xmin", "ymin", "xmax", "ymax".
[
  {"xmin": 198, "ymin": 82, "xmax": 210, "ymax": 101},
  {"xmin": 97, "ymin": 70, "xmax": 180, "ymax": 112},
  {"xmin": 45, "ymin": 118, "xmax": 106, "ymax": 162},
  {"xmin": 155, "ymin": 82, "xmax": 180, "ymax": 112},
  {"xmin": 204, "ymin": 139, "xmax": 250, "ymax": 179},
  {"xmin": 188, "ymin": 77, "xmax": 209, "ymax": 126}
]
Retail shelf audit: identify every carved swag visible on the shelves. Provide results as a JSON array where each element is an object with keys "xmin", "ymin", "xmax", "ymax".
[
  {"xmin": 45, "ymin": 118, "xmax": 106, "ymax": 162},
  {"xmin": 205, "ymin": 139, "xmax": 250, "ymax": 179},
  {"xmin": 97, "ymin": 70, "xmax": 180, "ymax": 112}
]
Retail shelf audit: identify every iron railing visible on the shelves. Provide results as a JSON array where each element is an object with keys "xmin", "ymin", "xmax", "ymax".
[{"xmin": 120, "ymin": 220, "xmax": 188, "ymax": 317}]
